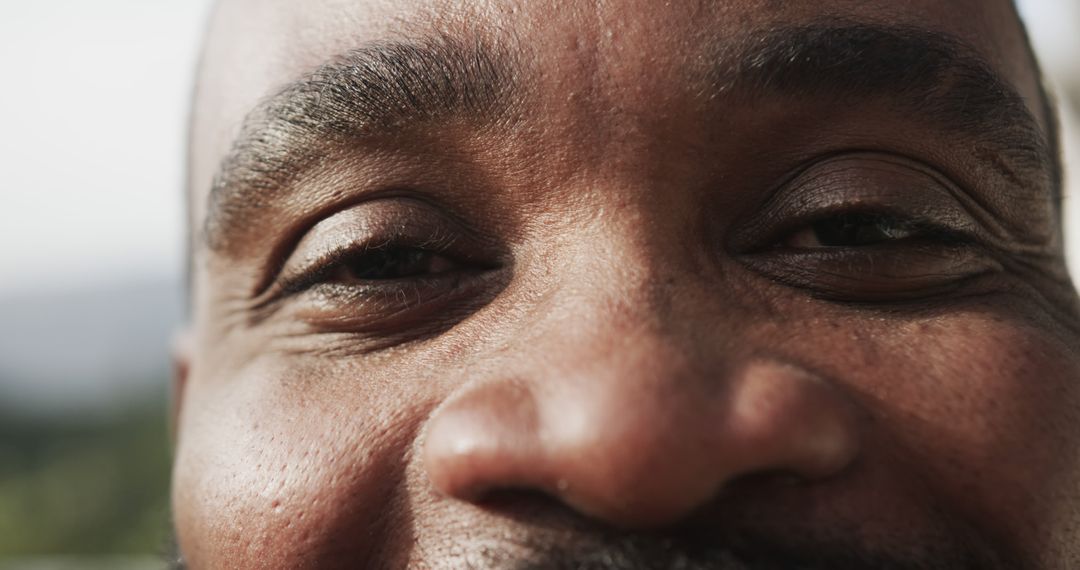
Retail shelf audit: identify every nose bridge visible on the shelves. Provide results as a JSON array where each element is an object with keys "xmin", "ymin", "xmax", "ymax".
[
  {"xmin": 535, "ymin": 207, "xmax": 696, "ymax": 352},
  {"xmin": 523, "ymin": 249, "xmax": 711, "ymax": 410},
  {"xmin": 531, "ymin": 291, "xmax": 709, "ymax": 454},
  {"xmin": 540, "ymin": 273, "xmax": 692, "ymax": 377}
]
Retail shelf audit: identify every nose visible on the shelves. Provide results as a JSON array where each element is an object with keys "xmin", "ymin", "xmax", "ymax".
[{"xmin": 423, "ymin": 328, "xmax": 862, "ymax": 529}]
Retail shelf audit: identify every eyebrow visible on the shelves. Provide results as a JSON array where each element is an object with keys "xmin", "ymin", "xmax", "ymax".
[
  {"xmin": 204, "ymin": 33, "xmax": 521, "ymax": 251},
  {"xmin": 203, "ymin": 22, "xmax": 1055, "ymax": 254},
  {"xmin": 712, "ymin": 22, "xmax": 1054, "ymax": 187}
]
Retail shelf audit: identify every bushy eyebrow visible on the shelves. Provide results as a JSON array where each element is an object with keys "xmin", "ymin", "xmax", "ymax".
[
  {"xmin": 202, "ymin": 22, "xmax": 1056, "ymax": 254},
  {"xmin": 204, "ymin": 33, "xmax": 520, "ymax": 252},
  {"xmin": 713, "ymin": 22, "xmax": 1054, "ymax": 187}
]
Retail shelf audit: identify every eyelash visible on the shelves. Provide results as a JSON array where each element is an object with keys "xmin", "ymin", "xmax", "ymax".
[
  {"xmin": 277, "ymin": 237, "xmax": 461, "ymax": 296},
  {"xmin": 285, "ymin": 210, "xmax": 967, "ymax": 283},
  {"xmin": 778, "ymin": 210, "xmax": 972, "ymax": 249}
]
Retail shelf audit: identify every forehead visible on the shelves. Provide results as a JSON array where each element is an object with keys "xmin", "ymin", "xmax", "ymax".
[{"xmin": 189, "ymin": 0, "xmax": 1038, "ymax": 227}]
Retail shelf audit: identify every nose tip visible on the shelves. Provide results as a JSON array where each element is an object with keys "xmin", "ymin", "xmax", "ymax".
[
  {"xmin": 423, "ymin": 360, "xmax": 861, "ymax": 529},
  {"xmin": 424, "ymin": 380, "xmax": 551, "ymax": 502}
]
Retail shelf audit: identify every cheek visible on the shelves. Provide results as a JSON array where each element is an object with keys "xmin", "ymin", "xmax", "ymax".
[
  {"xmin": 172, "ymin": 357, "xmax": 433, "ymax": 568},
  {"xmin": 843, "ymin": 312, "xmax": 1080, "ymax": 556}
]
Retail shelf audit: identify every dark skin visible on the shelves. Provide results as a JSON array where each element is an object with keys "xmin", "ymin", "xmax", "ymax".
[{"xmin": 174, "ymin": 0, "xmax": 1080, "ymax": 567}]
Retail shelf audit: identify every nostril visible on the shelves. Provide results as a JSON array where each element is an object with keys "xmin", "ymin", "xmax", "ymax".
[
  {"xmin": 423, "ymin": 379, "xmax": 546, "ymax": 502},
  {"xmin": 720, "ymin": 468, "xmax": 813, "ymax": 496},
  {"xmin": 472, "ymin": 487, "xmax": 618, "ymax": 535},
  {"xmin": 473, "ymin": 487, "xmax": 566, "ymax": 518}
]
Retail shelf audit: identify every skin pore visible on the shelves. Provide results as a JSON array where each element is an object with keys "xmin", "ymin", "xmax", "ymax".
[{"xmin": 174, "ymin": 0, "xmax": 1080, "ymax": 568}]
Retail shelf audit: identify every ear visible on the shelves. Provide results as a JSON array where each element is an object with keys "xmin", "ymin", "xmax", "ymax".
[{"xmin": 170, "ymin": 327, "xmax": 194, "ymax": 444}]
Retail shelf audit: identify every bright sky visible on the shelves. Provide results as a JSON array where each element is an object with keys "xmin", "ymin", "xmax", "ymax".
[
  {"xmin": 0, "ymin": 0, "xmax": 213, "ymax": 296},
  {"xmin": 0, "ymin": 0, "xmax": 1077, "ymax": 297}
]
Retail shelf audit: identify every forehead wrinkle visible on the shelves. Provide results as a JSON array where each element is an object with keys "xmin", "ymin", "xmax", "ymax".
[{"xmin": 203, "ymin": 30, "xmax": 522, "ymax": 253}]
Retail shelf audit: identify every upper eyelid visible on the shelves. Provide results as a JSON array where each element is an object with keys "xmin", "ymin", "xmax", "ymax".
[
  {"xmin": 251, "ymin": 197, "xmax": 472, "ymax": 296},
  {"xmin": 729, "ymin": 152, "xmax": 987, "ymax": 252},
  {"xmin": 248, "ymin": 191, "xmax": 502, "ymax": 299},
  {"xmin": 276, "ymin": 245, "xmax": 356, "ymax": 297},
  {"xmin": 769, "ymin": 151, "xmax": 968, "ymax": 212}
]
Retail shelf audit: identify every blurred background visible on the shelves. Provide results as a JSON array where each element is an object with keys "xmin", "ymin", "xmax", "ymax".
[{"xmin": 0, "ymin": 1, "xmax": 1077, "ymax": 568}]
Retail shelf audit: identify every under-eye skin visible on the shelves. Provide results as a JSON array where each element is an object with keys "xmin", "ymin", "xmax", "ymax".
[
  {"xmin": 260, "ymin": 198, "xmax": 504, "ymax": 334},
  {"xmin": 736, "ymin": 153, "xmax": 1005, "ymax": 302}
]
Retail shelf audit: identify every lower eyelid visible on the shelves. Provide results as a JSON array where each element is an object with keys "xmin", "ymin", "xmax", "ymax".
[
  {"xmin": 291, "ymin": 279, "xmax": 458, "ymax": 329},
  {"xmin": 740, "ymin": 242, "xmax": 1003, "ymax": 302},
  {"xmin": 282, "ymin": 267, "xmax": 507, "ymax": 335}
]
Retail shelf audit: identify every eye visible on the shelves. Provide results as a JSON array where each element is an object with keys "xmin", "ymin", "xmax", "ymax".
[
  {"xmin": 784, "ymin": 213, "xmax": 917, "ymax": 249},
  {"xmin": 732, "ymin": 153, "xmax": 1003, "ymax": 302},
  {"xmin": 270, "ymin": 236, "xmax": 503, "ymax": 339},
  {"xmin": 327, "ymin": 246, "xmax": 460, "ymax": 283},
  {"xmin": 257, "ymin": 199, "xmax": 509, "ymax": 344}
]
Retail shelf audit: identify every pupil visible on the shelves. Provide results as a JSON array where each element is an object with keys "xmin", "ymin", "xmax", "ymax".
[
  {"xmin": 349, "ymin": 249, "xmax": 430, "ymax": 280},
  {"xmin": 812, "ymin": 214, "xmax": 891, "ymax": 247}
]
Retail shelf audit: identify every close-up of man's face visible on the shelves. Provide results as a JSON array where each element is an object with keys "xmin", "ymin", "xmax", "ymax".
[{"xmin": 173, "ymin": 0, "xmax": 1080, "ymax": 567}]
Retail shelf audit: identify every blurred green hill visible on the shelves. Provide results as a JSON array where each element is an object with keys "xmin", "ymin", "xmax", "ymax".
[{"xmin": 0, "ymin": 402, "xmax": 172, "ymax": 558}]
